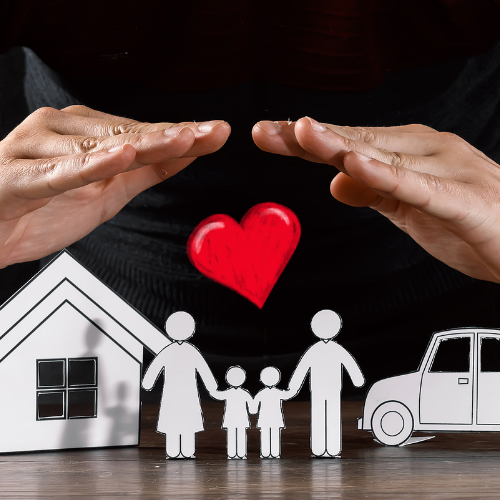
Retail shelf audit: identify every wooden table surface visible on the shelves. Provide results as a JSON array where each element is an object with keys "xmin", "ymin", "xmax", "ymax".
[{"xmin": 1, "ymin": 401, "xmax": 500, "ymax": 499}]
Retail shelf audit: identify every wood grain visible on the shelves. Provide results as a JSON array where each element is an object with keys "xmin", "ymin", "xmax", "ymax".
[{"xmin": 0, "ymin": 401, "xmax": 499, "ymax": 498}]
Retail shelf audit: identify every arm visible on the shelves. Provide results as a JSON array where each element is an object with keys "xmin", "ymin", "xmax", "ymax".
[
  {"xmin": 253, "ymin": 117, "xmax": 500, "ymax": 283},
  {"xmin": 338, "ymin": 346, "xmax": 365, "ymax": 388},
  {"xmin": 195, "ymin": 353, "xmax": 218, "ymax": 396},
  {"xmin": 141, "ymin": 348, "xmax": 167, "ymax": 391},
  {"xmin": 287, "ymin": 348, "xmax": 313, "ymax": 397},
  {"xmin": 210, "ymin": 389, "xmax": 228, "ymax": 401},
  {"xmin": 248, "ymin": 395, "xmax": 260, "ymax": 415}
]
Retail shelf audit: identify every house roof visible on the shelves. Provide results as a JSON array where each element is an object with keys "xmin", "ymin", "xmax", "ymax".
[{"xmin": 0, "ymin": 251, "xmax": 170, "ymax": 361}]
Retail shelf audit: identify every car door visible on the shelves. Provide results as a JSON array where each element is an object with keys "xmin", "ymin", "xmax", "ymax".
[
  {"xmin": 420, "ymin": 334, "xmax": 474, "ymax": 425},
  {"xmin": 477, "ymin": 333, "xmax": 500, "ymax": 424}
]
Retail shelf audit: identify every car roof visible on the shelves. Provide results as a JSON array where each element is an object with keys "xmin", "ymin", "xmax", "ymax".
[{"xmin": 432, "ymin": 327, "xmax": 500, "ymax": 340}]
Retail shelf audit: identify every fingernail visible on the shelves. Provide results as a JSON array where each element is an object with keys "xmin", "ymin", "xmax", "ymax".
[
  {"xmin": 163, "ymin": 126, "xmax": 185, "ymax": 138},
  {"xmin": 197, "ymin": 120, "xmax": 221, "ymax": 133},
  {"xmin": 108, "ymin": 144, "xmax": 124, "ymax": 153},
  {"xmin": 258, "ymin": 121, "xmax": 282, "ymax": 136},
  {"xmin": 355, "ymin": 151, "xmax": 373, "ymax": 162},
  {"xmin": 307, "ymin": 117, "xmax": 327, "ymax": 132}
]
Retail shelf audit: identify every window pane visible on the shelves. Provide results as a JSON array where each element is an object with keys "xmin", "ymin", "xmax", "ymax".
[
  {"xmin": 429, "ymin": 337, "xmax": 471, "ymax": 372},
  {"xmin": 68, "ymin": 389, "xmax": 97, "ymax": 418},
  {"xmin": 481, "ymin": 337, "xmax": 500, "ymax": 372},
  {"xmin": 68, "ymin": 358, "xmax": 97, "ymax": 387},
  {"xmin": 37, "ymin": 391, "xmax": 65, "ymax": 419},
  {"xmin": 37, "ymin": 360, "xmax": 65, "ymax": 388}
]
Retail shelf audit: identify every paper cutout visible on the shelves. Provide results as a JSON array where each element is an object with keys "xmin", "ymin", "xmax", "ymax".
[
  {"xmin": 0, "ymin": 250, "xmax": 168, "ymax": 453},
  {"xmin": 1, "ymin": 250, "xmax": 374, "ymax": 459},
  {"xmin": 288, "ymin": 310, "xmax": 365, "ymax": 457},
  {"xmin": 142, "ymin": 311, "xmax": 218, "ymax": 459},
  {"xmin": 3, "ymin": 251, "xmax": 370, "ymax": 458},
  {"xmin": 254, "ymin": 367, "xmax": 292, "ymax": 458},
  {"xmin": 372, "ymin": 435, "xmax": 434, "ymax": 446},
  {"xmin": 187, "ymin": 202, "xmax": 301, "ymax": 308},
  {"xmin": 213, "ymin": 366, "xmax": 254, "ymax": 459},
  {"xmin": 213, "ymin": 365, "xmax": 292, "ymax": 460},
  {"xmin": 142, "ymin": 309, "xmax": 366, "ymax": 460},
  {"xmin": 359, "ymin": 328, "xmax": 500, "ymax": 446},
  {"xmin": 399, "ymin": 436, "xmax": 434, "ymax": 446}
]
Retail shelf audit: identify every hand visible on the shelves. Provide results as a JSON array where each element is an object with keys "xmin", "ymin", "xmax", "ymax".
[
  {"xmin": 354, "ymin": 376, "xmax": 366, "ymax": 389},
  {"xmin": 0, "ymin": 105, "xmax": 230, "ymax": 267},
  {"xmin": 253, "ymin": 117, "xmax": 500, "ymax": 282}
]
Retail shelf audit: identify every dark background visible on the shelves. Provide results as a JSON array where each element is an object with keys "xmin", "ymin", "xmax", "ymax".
[{"xmin": 3, "ymin": 46, "xmax": 500, "ymax": 402}]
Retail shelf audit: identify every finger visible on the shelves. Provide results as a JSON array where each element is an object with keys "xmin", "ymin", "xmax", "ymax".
[
  {"xmin": 117, "ymin": 158, "xmax": 197, "ymax": 204},
  {"xmin": 9, "ymin": 120, "xmax": 230, "ymax": 164},
  {"xmin": 293, "ymin": 117, "xmax": 459, "ymax": 178},
  {"xmin": 362, "ymin": 124, "xmax": 436, "ymax": 134},
  {"xmin": 316, "ymin": 121, "xmax": 440, "ymax": 154},
  {"xmin": 24, "ymin": 107, "xmax": 228, "ymax": 146},
  {"xmin": 9, "ymin": 125, "xmax": 193, "ymax": 159},
  {"xmin": 342, "ymin": 150, "xmax": 485, "ymax": 227},
  {"xmin": 252, "ymin": 121, "xmax": 322, "ymax": 163},
  {"xmin": 2, "ymin": 144, "xmax": 138, "ymax": 206},
  {"xmin": 253, "ymin": 119, "xmax": 441, "ymax": 170},
  {"xmin": 330, "ymin": 172, "xmax": 380, "ymax": 208}
]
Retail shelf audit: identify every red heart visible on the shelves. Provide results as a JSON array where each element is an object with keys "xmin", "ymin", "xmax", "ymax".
[{"xmin": 187, "ymin": 202, "xmax": 301, "ymax": 308}]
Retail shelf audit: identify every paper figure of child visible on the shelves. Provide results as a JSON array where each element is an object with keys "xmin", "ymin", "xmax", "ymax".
[
  {"xmin": 253, "ymin": 367, "xmax": 292, "ymax": 459},
  {"xmin": 142, "ymin": 311, "xmax": 218, "ymax": 459},
  {"xmin": 287, "ymin": 310, "xmax": 365, "ymax": 458},
  {"xmin": 212, "ymin": 366, "xmax": 254, "ymax": 459}
]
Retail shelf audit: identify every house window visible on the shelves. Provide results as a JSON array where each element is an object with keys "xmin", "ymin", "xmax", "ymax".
[
  {"xmin": 37, "ymin": 391, "xmax": 65, "ymax": 419},
  {"xmin": 37, "ymin": 358, "xmax": 97, "ymax": 421}
]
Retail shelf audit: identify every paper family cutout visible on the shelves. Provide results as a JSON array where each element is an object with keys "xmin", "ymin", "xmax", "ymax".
[
  {"xmin": 2, "ymin": 249, "xmax": 499, "ymax": 457},
  {"xmin": 187, "ymin": 202, "xmax": 301, "ymax": 309},
  {"xmin": 359, "ymin": 328, "xmax": 500, "ymax": 446},
  {"xmin": 142, "ymin": 309, "xmax": 364, "ymax": 459}
]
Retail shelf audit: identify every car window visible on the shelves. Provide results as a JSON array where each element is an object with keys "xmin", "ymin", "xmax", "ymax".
[
  {"xmin": 429, "ymin": 337, "xmax": 471, "ymax": 373},
  {"xmin": 480, "ymin": 337, "xmax": 500, "ymax": 372}
]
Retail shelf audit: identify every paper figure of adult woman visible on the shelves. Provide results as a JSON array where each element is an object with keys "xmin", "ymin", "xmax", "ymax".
[{"xmin": 142, "ymin": 311, "xmax": 218, "ymax": 459}]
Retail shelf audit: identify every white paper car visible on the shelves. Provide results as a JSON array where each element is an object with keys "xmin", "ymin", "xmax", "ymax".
[{"xmin": 358, "ymin": 328, "xmax": 500, "ymax": 446}]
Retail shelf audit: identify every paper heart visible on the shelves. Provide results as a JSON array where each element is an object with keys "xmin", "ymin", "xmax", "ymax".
[{"xmin": 187, "ymin": 202, "xmax": 301, "ymax": 308}]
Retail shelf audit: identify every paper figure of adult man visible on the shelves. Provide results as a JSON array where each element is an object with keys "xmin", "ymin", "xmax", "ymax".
[
  {"xmin": 288, "ymin": 310, "xmax": 365, "ymax": 457},
  {"xmin": 142, "ymin": 311, "xmax": 218, "ymax": 459}
]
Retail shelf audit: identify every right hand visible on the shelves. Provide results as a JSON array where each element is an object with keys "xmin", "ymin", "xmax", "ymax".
[{"xmin": 0, "ymin": 105, "xmax": 230, "ymax": 268}]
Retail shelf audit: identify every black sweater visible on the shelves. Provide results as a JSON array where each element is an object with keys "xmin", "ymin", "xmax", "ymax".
[{"xmin": 5, "ymin": 2, "xmax": 500, "ymax": 393}]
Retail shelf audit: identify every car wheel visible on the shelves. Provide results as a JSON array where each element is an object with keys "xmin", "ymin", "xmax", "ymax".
[{"xmin": 371, "ymin": 401, "xmax": 414, "ymax": 446}]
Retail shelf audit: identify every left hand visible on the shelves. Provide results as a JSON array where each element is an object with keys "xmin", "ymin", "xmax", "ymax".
[{"xmin": 253, "ymin": 117, "xmax": 500, "ymax": 283}]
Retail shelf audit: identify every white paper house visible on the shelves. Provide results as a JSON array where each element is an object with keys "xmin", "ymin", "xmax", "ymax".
[{"xmin": 0, "ymin": 251, "xmax": 170, "ymax": 453}]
